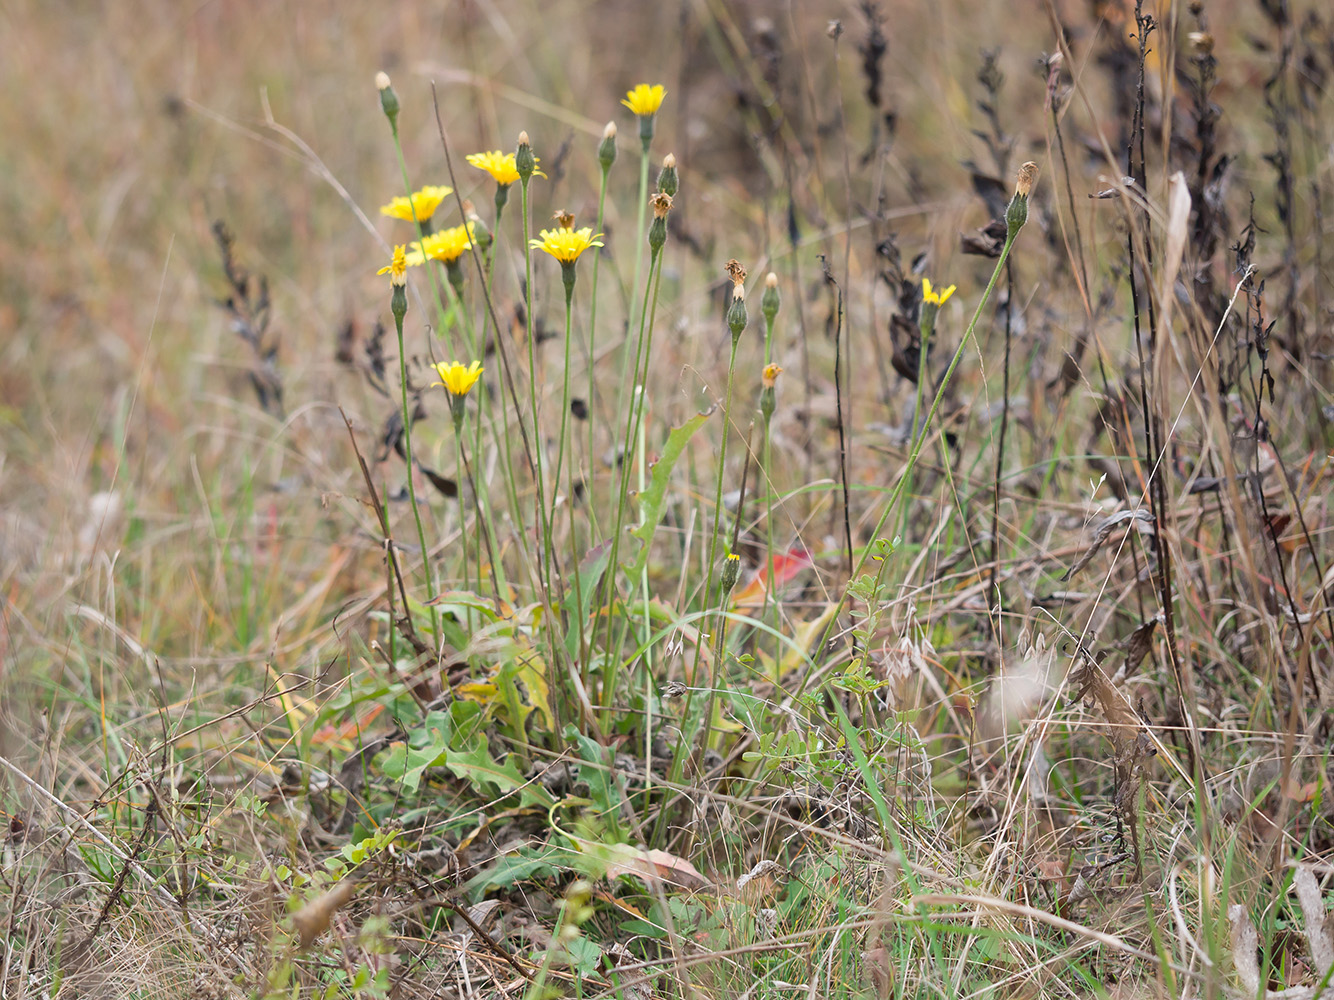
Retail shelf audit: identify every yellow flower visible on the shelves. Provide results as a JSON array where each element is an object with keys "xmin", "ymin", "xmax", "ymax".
[
  {"xmin": 529, "ymin": 227, "xmax": 604, "ymax": 265},
  {"xmin": 922, "ymin": 278, "xmax": 956, "ymax": 306},
  {"xmin": 466, "ymin": 150, "xmax": 543, "ymax": 186},
  {"xmin": 379, "ymin": 185, "xmax": 453, "ymax": 222},
  {"xmin": 377, "ymin": 244, "xmax": 408, "ymax": 286},
  {"xmin": 432, "ymin": 360, "xmax": 484, "ymax": 398},
  {"xmin": 762, "ymin": 363, "xmax": 783, "ymax": 388},
  {"xmin": 621, "ymin": 83, "xmax": 667, "ymax": 116},
  {"xmin": 405, "ymin": 223, "xmax": 475, "ymax": 266}
]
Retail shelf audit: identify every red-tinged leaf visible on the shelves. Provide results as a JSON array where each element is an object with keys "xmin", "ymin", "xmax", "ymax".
[{"xmin": 731, "ymin": 544, "xmax": 814, "ymax": 611}]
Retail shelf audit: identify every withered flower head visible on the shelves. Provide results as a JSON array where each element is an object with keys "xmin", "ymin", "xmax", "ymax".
[
  {"xmin": 649, "ymin": 191, "xmax": 673, "ymax": 218},
  {"xmin": 762, "ymin": 363, "xmax": 783, "ymax": 388},
  {"xmin": 553, "ymin": 209, "xmax": 576, "ymax": 230},
  {"xmin": 1015, "ymin": 161, "xmax": 1040, "ymax": 199},
  {"xmin": 725, "ymin": 259, "xmax": 747, "ymax": 287}
]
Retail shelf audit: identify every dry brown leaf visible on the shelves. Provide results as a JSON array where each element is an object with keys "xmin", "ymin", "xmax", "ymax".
[
  {"xmin": 291, "ymin": 879, "xmax": 357, "ymax": 949},
  {"xmin": 1229, "ymin": 903, "xmax": 1262, "ymax": 996}
]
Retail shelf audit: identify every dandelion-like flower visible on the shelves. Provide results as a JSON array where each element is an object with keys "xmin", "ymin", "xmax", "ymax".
[
  {"xmin": 467, "ymin": 150, "xmax": 543, "ymax": 187},
  {"xmin": 621, "ymin": 84, "xmax": 667, "ymax": 116},
  {"xmin": 922, "ymin": 278, "xmax": 956, "ymax": 306},
  {"xmin": 432, "ymin": 360, "xmax": 484, "ymax": 398},
  {"xmin": 529, "ymin": 227, "xmax": 604, "ymax": 265},
  {"xmin": 379, "ymin": 185, "xmax": 453, "ymax": 223},
  {"xmin": 405, "ymin": 223, "xmax": 475, "ymax": 266},
  {"xmin": 377, "ymin": 244, "xmax": 408, "ymax": 286}
]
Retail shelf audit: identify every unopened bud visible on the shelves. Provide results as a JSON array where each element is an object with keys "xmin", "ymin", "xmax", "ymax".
[
  {"xmin": 759, "ymin": 363, "xmax": 782, "ymax": 423},
  {"xmin": 1005, "ymin": 161, "xmax": 1039, "ymax": 238},
  {"xmin": 761, "ymin": 272, "xmax": 780, "ymax": 323},
  {"xmin": 657, "ymin": 153, "xmax": 678, "ymax": 197},
  {"xmin": 515, "ymin": 132, "xmax": 536, "ymax": 182},
  {"xmin": 598, "ymin": 121, "xmax": 618, "ymax": 170},
  {"xmin": 376, "ymin": 72, "xmax": 399, "ymax": 129},
  {"xmin": 720, "ymin": 553, "xmax": 741, "ymax": 597},
  {"xmin": 727, "ymin": 283, "xmax": 748, "ymax": 344}
]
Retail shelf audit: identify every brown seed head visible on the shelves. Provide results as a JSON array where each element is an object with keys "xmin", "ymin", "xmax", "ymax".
[
  {"xmin": 725, "ymin": 259, "xmax": 747, "ymax": 287},
  {"xmin": 650, "ymin": 191, "xmax": 673, "ymax": 219},
  {"xmin": 1015, "ymin": 161, "xmax": 1040, "ymax": 199}
]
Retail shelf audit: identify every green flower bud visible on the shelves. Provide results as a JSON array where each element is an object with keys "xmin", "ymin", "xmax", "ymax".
[
  {"xmin": 598, "ymin": 121, "xmax": 618, "ymax": 171},
  {"xmin": 376, "ymin": 72, "xmax": 399, "ymax": 131},
  {"xmin": 515, "ymin": 131, "xmax": 536, "ymax": 182},
  {"xmin": 1005, "ymin": 161, "xmax": 1039, "ymax": 240},
  {"xmin": 656, "ymin": 153, "xmax": 678, "ymax": 197},
  {"xmin": 761, "ymin": 272, "xmax": 780, "ymax": 324},
  {"xmin": 727, "ymin": 285, "xmax": 748, "ymax": 345},
  {"xmin": 720, "ymin": 553, "xmax": 741, "ymax": 597}
]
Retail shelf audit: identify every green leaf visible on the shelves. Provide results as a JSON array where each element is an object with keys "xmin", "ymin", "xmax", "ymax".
[
  {"xmin": 625, "ymin": 409, "xmax": 711, "ymax": 581},
  {"xmin": 446, "ymin": 734, "xmax": 554, "ymax": 808}
]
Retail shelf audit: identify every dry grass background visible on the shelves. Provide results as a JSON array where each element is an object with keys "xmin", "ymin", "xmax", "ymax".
[{"xmin": 2, "ymin": 0, "xmax": 1333, "ymax": 997}]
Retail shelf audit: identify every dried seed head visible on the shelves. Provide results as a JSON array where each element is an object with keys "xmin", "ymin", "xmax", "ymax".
[
  {"xmin": 1188, "ymin": 31, "xmax": 1214, "ymax": 55},
  {"xmin": 725, "ymin": 258, "xmax": 747, "ymax": 287},
  {"xmin": 375, "ymin": 71, "xmax": 391, "ymax": 91},
  {"xmin": 1015, "ymin": 161, "xmax": 1040, "ymax": 199},
  {"xmin": 603, "ymin": 121, "xmax": 617, "ymax": 140},
  {"xmin": 663, "ymin": 152, "xmax": 676, "ymax": 169},
  {"xmin": 553, "ymin": 209, "xmax": 575, "ymax": 230},
  {"xmin": 649, "ymin": 191, "xmax": 673, "ymax": 219}
]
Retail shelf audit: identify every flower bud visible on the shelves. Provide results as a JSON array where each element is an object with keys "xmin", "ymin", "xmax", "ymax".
[
  {"xmin": 1005, "ymin": 161, "xmax": 1039, "ymax": 239},
  {"xmin": 391, "ymin": 282, "xmax": 407, "ymax": 325},
  {"xmin": 376, "ymin": 72, "xmax": 399, "ymax": 131},
  {"xmin": 727, "ymin": 283, "xmax": 748, "ymax": 345},
  {"xmin": 720, "ymin": 553, "xmax": 741, "ymax": 598},
  {"xmin": 657, "ymin": 153, "xmax": 678, "ymax": 197},
  {"xmin": 598, "ymin": 121, "xmax": 618, "ymax": 170},
  {"xmin": 761, "ymin": 272, "xmax": 780, "ymax": 324},
  {"xmin": 759, "ymin": 363, "xmax": 782, "ymax": 423},
  {"xmin": 515, "ymin": 132, "xmax": 536, "ymax": 182}
]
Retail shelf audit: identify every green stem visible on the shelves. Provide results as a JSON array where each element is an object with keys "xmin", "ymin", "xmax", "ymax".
[
  {"xmin": 392, "ymin": 310, "xmax": 441, "ymax": 641},
  {"xmin": 819, "ymin": 226, "xmax": 1022, "ymax": 657},
  {"xmin": 587, "ymin": 165, "xmax": 612, "ymax": 527}
]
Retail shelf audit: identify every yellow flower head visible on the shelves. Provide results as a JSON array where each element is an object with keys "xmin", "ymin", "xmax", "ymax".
[
  {"xmin": 377, "ymin": 244, "xmax": 408, "ymax": 286},
  {"xmin": 762, "ymin": 363, "xmax": 783, "ymax": 388},
  {"xmin": 621, "ymin": 83, "xmax": 667, "ymax": 117},
  {"xmin": 466, "ymin": 150, "xmax": 543, "ymax": 186},
  {"xmin": 405, "ymin": 223, "xmax": 475, "ymax": 266},
  {"xmin": 922, "ymin": 278, "xmax": 956, "ymax": 307},
  {"xmin": 379, "ymin": 185, "xmax": 453, "ymax": 222},
  {"xmin": 529, "ymin": 227, "xmax": 604, "ymax": 265},
  {"xmin": 432, "ymin": 360, "xmax": 484, "ymax": 398}
]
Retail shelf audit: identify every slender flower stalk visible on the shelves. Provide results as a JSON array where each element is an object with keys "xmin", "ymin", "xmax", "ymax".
[
  {"xmin": 587, "ymin": 121, "xmax": 617, "ymax": 515},
  {"xmin": 821, "ymin": 162, "xmax": 1041, "ymax": 657},
  {"xmin": 759, "ymin": 272, "xmax": 782, "ymax": 666},
  {"xmin": 433, "ymin": 360, "xmax": 485, "ymax": 601},
  {"xmin": 380, "ymin": 244, "xmax": 440, "ymax": 641},
  {"xmin": 598, "ymin": 190, "xmax": 671, "ymax": 718},
  {"xmin": 692, "ymin": 265, "xmax": 748, "ymax": 757},
  {"xmin": 377, "ymin": 72, "xmax": 456, "ymax": 357},
  {"xmin": 622, "ymin": 85, "xmax": 667, "ymax": 406}
]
